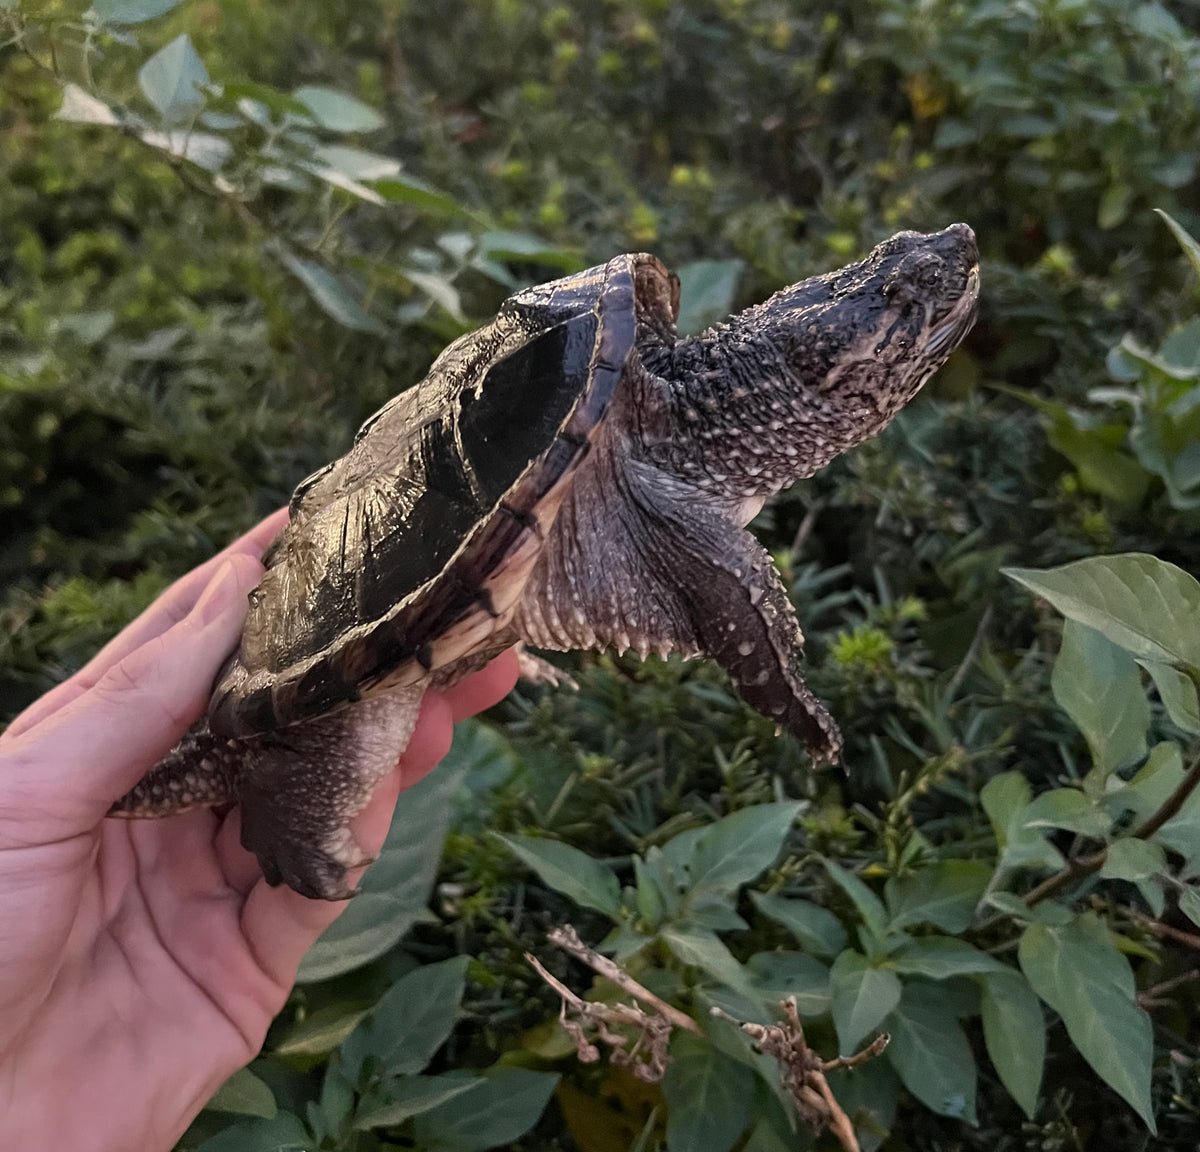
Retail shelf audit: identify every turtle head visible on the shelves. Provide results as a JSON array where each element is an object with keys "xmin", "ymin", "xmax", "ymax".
[{"xmin": 753, "ymin": 222, "xmax": 979, "ymax": 415}]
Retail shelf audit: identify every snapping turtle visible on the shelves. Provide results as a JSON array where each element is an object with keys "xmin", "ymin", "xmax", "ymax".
[{"xmin": 113, "ymin": 224, "xmax": 980, "ymax": 899}]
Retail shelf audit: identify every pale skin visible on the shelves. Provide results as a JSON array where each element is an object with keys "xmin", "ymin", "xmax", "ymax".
[{"xmin": 0, "ymin": 509, "xmax": 518, "ymax": 1152}]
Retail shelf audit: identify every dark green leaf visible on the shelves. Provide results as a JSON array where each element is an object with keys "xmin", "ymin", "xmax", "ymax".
[
  {"xmin": 662, "ymin": 1032, "xmax": 754, "ymax": 1152},
  {"xmin": 354, "ymin": 1075, "xmax": 481, "ymax": 1130},
  {"xmin": 275, "ymin": 250, "xmax": 386, "ymax": 337},
  {"xmin": 1022, "ymin": 787, "xmax": 1112, "ymax": 838},
  {"xmin": 884, "ymin": 984, "xmax": 977, "ymax": 1123},
  {"xmin": 1178, "ymin": 886, "xmax": 1200, "ymax": 929},
  {"xmin": 413, "ymin": 1068, "xmax": 559, "ymax": 1152},
  {"xmin": 662, "ymin": 925, "xmax": 758, "ymax": 998},
  {"xmin": 675, "ymin": 260, "xmax": 744, "ymax": 335},
  {"xmin": 494, "ymin": 834, "xmax": 622, "ymax": 916},
  {"xmin": 298, "ymin": 760, "xmax": 464, "ymax": 981},
  {"xmin": 1100, "ymin": 838, "xmax": 1165, "ymax": 882},
  {"xmin": 746, "ymin": 951, "xmax": 830, "ymax": 1016},
  {"xmin": 274, "ymin": 1004, "xmax": 368, "ymax": 1058},
  {"xmin": 885, "ymin": 860, "xmax": 991, "ymax": 933},
  {"xmin": 823, "ymin": 860, "xmax": 888, "ymax": 933},
  {"xmin": 687, "ymin": 802, "xmax": 802, "ymax": 897},
  {"xmin": 750, "ymin": 891, "xmax": 848, "ymax": 958},
  {"xmin": 139, "ymin": 34, "xmax": 209, "ymax": 123},
  {"xmin": 1019, "ymin": 914, "xmax": 1156, "ymax": 1131},
  {"xmin": 1157, "ymin": 209, "xmax": 1200, "ymax": 281},
  {"xmin": 888, "ymin": 936, "xmax": 1008, "ymax": 980},
  {"xmin": 1141, "ymin": 660, "xmax": 1200, "ymax": 733},
  {"xmin": 829, "ymin": 950, "xmax": 902, "ymax": 1052},
  {"xmin": 293, "ymin": 86, "xmax": 385, "ymax": 132},
  {"xmin": 93, "ymin": 0, "xmax": 185, "ymax": 24},
  {"xmin": 197, "ymin": 1113, "xmax": 310, "ymax": 1152},
  {"xmin": 979, "ymin": 970, "xmax": 1045, "ymax": 1119}
]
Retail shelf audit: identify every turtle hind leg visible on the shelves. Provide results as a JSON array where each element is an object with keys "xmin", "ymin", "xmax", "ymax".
[
  {"xmin": 235, "ymin": 686, "xmax": 425, "ymax": 900},
  {"xmin": 110, "ymin": 720, "xmax": 240, "ymax": 817}
]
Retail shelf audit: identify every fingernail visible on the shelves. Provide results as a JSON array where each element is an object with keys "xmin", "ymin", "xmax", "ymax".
[{"xmin": 193, "ymin": 560, "xmax": 239, "ymax": 626}]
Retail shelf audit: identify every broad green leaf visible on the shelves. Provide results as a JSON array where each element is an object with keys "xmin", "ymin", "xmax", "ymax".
[
  {"xmin": 662, "ymin": 1032, "xmax": 754, "ymax": 1152},
  {"xmin": 887, "ymin": 936, "xmax": 1007, "ymax": 980},
  {"xmin": 1100, "ymin": 838, "xmax": 1165, "ymax": 882},
  {"xmin": 661, "ymin": 926, "xmax": 758, "ymax": 998},
  {"xmin": 494, "ymin": 834, "xmax": 622, "ymax": 917},
  {"xmin": 205, "ymin": 1067, "xmax": 277, "ymax": 1119},
  {"xmin": 981, "ymin": 773, "xmax": 1065, "ymax": 872},
  {"xmin": 294, "ymin": 86, "xmax": 385, "ymax": 132},
  {"xmin": 884, "ymin": 984, "xmax": 977, "ymax": 1123},
  {"xmin": 402, "ymin": 270, "xmax": 465, "ymax": 322},
  {"xmin": 1157, "ymin": 209, "xmax": 1200, "ymax": 281},
  {"xmin": 687, "ymin": 802, "xmax": 802, "ymax": 897},
  {"xmin": 313, "ymin": 144, "xmax": 401, "ymax": 181},
  {"xmin": 1178, "ymin": 886, "xmax": 1200, "ymax": 929},
  {"xmin": 298, "ymin": 760, "xmax": 464, "ymax": 981},
  {"xmin": 1052, "ymin": 620, "xmax": 1149, "ymax": 773},
  {"xmin": 823, "ymin": 860, "xmax": 888, "ymax": 933},
  {"xmin": 675, "ymin": 259, "xmax": 744, "ymax": 335},
  {"xmin": 826, "ymin": 1058, "xmax": 901, "ymax": 1152},
  {"xmin": 139, "ymin": 34, "xmax": 209, "ymax": 123},
  {"xmin": 979, "ymin": 970, "xmax": 1045, "ymax": 1118},
  {"xmin": 885, "ymin": 859, "xmax": 991, "ymax": 933},
  {"xmin": 198, "ymin": 1112, "xmax": 310, "ymax": 1152},
  {"xmin": 829, "ymin": 950, "xmax": 902, "ymax": 1053},
  {"xmin": 983, "ymin": 892, "xmax": 1074, "ymax": 926},
  {"xmin": 275, "ymin": 250, "xmax": 386, "ymax": 336},
  {"xmin": 413, "ymin": 1068, "xmax": 559, "ymax": 1152},
  {"xmin": 140, "ymin": 129, "xmax": 232, "ymax": 172},
  {"xmin": 55, "ymin": 83, "xmax": 119, "ymax": 126},
  {"xmin": 746, "ymin": 951, "xmax": 830, "ymax": 1017},
  {"xmin": 479, "ymin": 229, "xmax": 584, "ymax": 270},
  {"xmin": 93, "ymin": 0, "xmax": 185, "ymax": 23},
  {"xmin": 353, "ymin": 1075, "xmax": 481, "ymax": 1130},
  {"xmin": 1019, "ymin": 914, "xmax": 1156, "ymax": 1131},
  {"xmin": 341, "ymin": 956, "xmax": 468, "ymax": 1082},
  {"xmin": 274, "ymin": 1003, "xmax": 368, "ymax": 1058},
  {"xmin": 1022, "ymin": 788, "xmax": 1112, "ymax": 838},
  {"xmin": 1141, "ymin": 660, "xmax": 1200, "ymax": 733},
  {"xmin": 749, "ymin": 891, "xmax": 848, "ymax": 958},
  {"xmin": 1003, "ymin": 554, "xmax": 1200, "ymax": 674},
  {"xmin": 374, "ymin": 174, "xmax": 471, "ymax": 217}
]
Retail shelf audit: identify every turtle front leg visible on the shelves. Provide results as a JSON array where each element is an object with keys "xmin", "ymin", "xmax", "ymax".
[
  {"xmin": 515, "ymin": 445, "xmax": 842, "ymax": 763},
  {"xmin": 234, "ymin": 686, "xmax": 425, "ymax": 899}
]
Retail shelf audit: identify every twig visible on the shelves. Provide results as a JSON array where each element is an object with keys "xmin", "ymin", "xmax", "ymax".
[
  {"xmin": 711, "ymin": 998, "xmax": 887, "ymax": 1152},
  {"xmin": 546, "ymin": 925, "xmax": 700, "ymax": 1034},
  {"xmin": 1025, "ymin": 753, "xmax": 1200, "ymax": 908},
  {"xmin": 945, "ymin": 604, "xmax": 992, "ymax": 702},
  {"xmin": 791, "ymin": 497, "xmax": 828, "ymax": 557},
  {"xmin": 1127, "ymin": 907, "xmax": 1200, "ymax": 954},
  {"xmin": 1137, "ymin": 970, "xmax": 1200, "ymax": 1009}
]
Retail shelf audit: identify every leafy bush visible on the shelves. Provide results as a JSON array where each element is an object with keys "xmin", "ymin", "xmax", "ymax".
[{"xmin": 4, "ymin": 0, "xmax": 1200, "ymax": 1148}]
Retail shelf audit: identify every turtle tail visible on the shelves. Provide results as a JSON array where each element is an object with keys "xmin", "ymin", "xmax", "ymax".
[{"xmin": 109, "ymin": 719, "xmax": 240, "ymax": 818}]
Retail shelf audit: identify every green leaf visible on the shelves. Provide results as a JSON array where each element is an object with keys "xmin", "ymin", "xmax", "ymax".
[
  {"xmin": 412, "ymin": 1068, "xmax": 559, "ymax": 1152},
  {"xmin": 749, "ymin": 891, "xmax": 848, "ymax": 958},
  {"xmin": 1052, "ymin": 620, "xmax": 1149, "ymax": 773},
  {"xmin": 823, "ymin": 860, "xmax": 888, "ymax": 933},
  {"xmin": 494, "ymin": 834, "xmax": 622, "ymax": 917},
  {"xmin": 687, "ymin": 802, "xmax": 803, "ymax": 897},
  {"xmin": 826, "ymin": 1058, "xmax": 901, "ymax": 1152},
  {"xmin": 274, "ymin": 1003, "xmax": 368, "ymax": 1058},
  {"xmin": 1003, "ymin": 554, "xmax": 1200, "ymax": 674},
  {"xmin": 140, "ymin": 129, "xmax": 232, "ymax": 172},
  {"xmin": 298, "ymin": 759, "xmax": 464, "ymax": 981},
  {"xmin": 93, "ymin": 0, "xmax": 185, "ymax": 24},
  {"xmin": 984, "ymin": 892, "xmax": 1074, "ymax": 926},
  {"xmin": 1178, "ymin": 886, "xmax": 1200, "ymax": 929},
  {"xmin": 294, "ymin": 86, "xmax": 385, "ymax": 132},
  {"xmin": 675, "ymin": 259, "xmax": 744, "ymax": 335},
  {"xmin": 1018, "ymin": 913, "xmax": 1156, "ymax": 1131},
  {"xmin": 885, "ymin": 859, "xmax": 991, "ymax": 933},
  {"xmin": 884, "ymin": 984, "xmax": 977, "ymax": 1123},
  {"xmin": 197, "ymin": 1112, "xmax": 310, "ymax": 1152},
  {"xmin": 981, "ymin": 773, "xmax": 1065, "ymax": 872},
  {"xmin": 662, "ymin": 1032, "xmax": 754, "ymax": 1152},
  {"xmin": 1141, "ymin": 660, "xmax": 1200, "ymax": 733},
  {"xmin": 275, "ymin": 250, "xmax": 386, "ymax": 336},
  {"xmin": 205, "ymin": 1067, "xmax": 277, "ymax": 1119},
  {"xmin": 1156, "ymin": 209, "xmax": 1200, "ymax": 281},
  {"xmin": 341, "ymin": 956, "xmax": 468, "ymax": 1082},
  {"xmin": 479, "ymin": 229, "xmax": 585, "ymax": 270},
  {"xmin": 746, "ymin": 951, "xmax": 831, "ymax": 1017},
  {"xmin": 354, "ymin": 1074, "xmax": 481, "ymax": 1130},
  {"xmin": 979, "ymin": 970, "xmax": 1045, "ymax": 1119},
  {"xmin": 1022, "ymin": 788, "xmax": 1112, "ymax": 838},
  {"xmin": 54, "ymin": 83, "xmax": 120, "ymax": 126},
  {"xmin": 661, "ymin": 925, "xmax": 757, "ymax": 998},
  {"xmin": 1100, "ymin": 838, "xmax": 1165, "ymax": 882},
  {"xmin": 829, "ymin": 950, "xmax": 902, "ymax": 1052},
  {"xmin": 887, "ymin": 936, "xmax": 1008, "ymax": 980},
  {"xmin": 139, "ymin": 34, "xmax": 209, "ymax": 123},
  {"xmin": 374, "ymin": 174, "xmax": 471, "ymax": 217}
]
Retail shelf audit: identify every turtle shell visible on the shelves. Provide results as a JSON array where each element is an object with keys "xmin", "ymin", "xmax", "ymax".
[{"xmin": 209, "ymin": 253, "xmax": 677, "ymax": 739}]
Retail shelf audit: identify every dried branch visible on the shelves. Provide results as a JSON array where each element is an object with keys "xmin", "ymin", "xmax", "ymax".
[{"xmin": 711, "ymin": 997, "xmax": 888, "ymax": 1152}]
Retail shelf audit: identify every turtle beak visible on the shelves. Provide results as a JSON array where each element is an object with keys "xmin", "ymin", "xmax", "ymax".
[{"xmin": 927, "ymin": 263, "xmax": 979, "ymax": 358}]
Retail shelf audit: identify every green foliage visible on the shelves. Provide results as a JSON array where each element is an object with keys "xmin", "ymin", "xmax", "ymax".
[{"xmin": 6, "ymin": 0, "xmax": 1200, "ymax": 1148}]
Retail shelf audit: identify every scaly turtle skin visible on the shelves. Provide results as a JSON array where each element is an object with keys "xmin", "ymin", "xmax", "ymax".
[{"xmin": 112, "ymin": 224, "xmax": 980, "ymax": 900}]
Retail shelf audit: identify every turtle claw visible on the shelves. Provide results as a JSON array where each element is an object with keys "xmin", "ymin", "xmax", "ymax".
[{"xmin": 248, "ymin": 826, "xmax": 358, "ymax": 901}]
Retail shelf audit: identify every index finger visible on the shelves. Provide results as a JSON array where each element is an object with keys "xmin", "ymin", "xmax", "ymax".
[{"xmin": 2, "ymin": 508, "xmax": 288, "ymax": 744}]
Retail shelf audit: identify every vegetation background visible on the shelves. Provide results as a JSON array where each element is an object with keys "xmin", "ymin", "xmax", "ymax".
[{"xmin": 3, "ymin": 0, "xmax": 1200, "ymax": 1148}]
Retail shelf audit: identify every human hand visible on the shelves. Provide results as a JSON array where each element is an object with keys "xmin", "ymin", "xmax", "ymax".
[{"xmin": 0, "ymin": 511, "xmax": 519, "ymax": 1152}]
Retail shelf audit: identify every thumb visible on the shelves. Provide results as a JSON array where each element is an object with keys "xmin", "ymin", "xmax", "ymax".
[{"xmin": 0, "ymin": 554, "xmax": 263, "ymax": 836}]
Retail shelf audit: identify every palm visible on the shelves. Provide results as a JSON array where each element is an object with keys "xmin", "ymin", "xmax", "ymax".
[{"xmin": 0, "ymin": 514, "xmax": 517, "ymax": 1152}]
